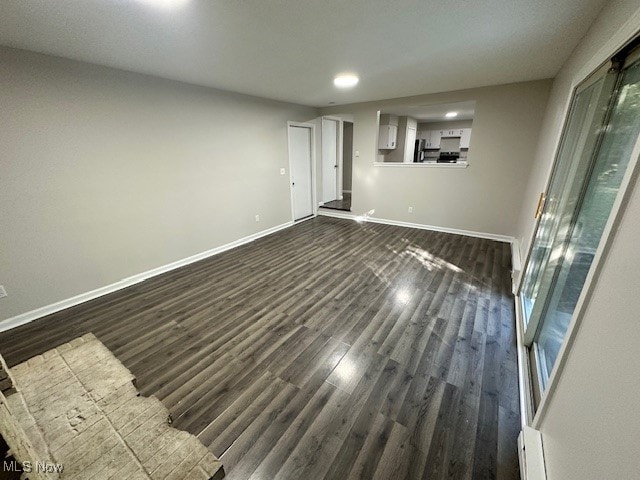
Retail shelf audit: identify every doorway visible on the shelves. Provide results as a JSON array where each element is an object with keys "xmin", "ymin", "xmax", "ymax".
[
  {"xmin": 287, "ymin": 122, "xmax": 315, "ymax": 221},
  {"xmin": 321, "ymin": 120, "xmax": 353, "ymax": 212},
  {"xmin": 321, "ymin": 117, "xmax": 340, "ymax": 204}
]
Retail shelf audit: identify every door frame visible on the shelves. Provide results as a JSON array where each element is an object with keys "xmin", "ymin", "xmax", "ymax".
[
  {"xmin": 522, "ymin": 61, "xmax": 617, "ymax": 348},
  {"xmin": 321, "ymin": 116, "xmax": 344, "ymax": 202},
  {"xmin": 515, "ymin": 63, "xmax": 618, "ymax": 423},
  {"xmin": 515, "ymin": 36, "xmax": 640, "ymax": 429},
  {"xmin": 287, "ymin": 121, "xmax": 317, "ymax": 222}
]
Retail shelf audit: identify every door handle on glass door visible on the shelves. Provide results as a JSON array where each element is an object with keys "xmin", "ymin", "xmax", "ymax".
[{"xmin": 535, "ymin": 192, "xmax": 546, "ymax": 219}]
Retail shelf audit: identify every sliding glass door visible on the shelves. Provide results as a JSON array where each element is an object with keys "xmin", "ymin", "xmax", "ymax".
[
  {"xmin": 520, "ymin": 45, "xmax": 640, "ymax": 399},
  {"xmin": 520, "ymin": 67, "xmax": 617, "ymax": 327}
]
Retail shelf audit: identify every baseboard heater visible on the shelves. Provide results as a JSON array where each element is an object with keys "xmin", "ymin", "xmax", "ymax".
[{"xmin": 518, "ymin": 426, "xmax": 547, "ymax": 480}]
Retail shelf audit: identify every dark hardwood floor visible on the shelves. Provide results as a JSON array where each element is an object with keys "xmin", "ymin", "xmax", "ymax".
[{"xmin": 0, "ymin": 217, "xmax": 520, "ymax": 479}]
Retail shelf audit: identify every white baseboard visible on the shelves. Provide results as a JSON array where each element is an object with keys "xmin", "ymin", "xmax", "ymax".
[
  {"xmin": 317, "ymin": 209, "xmax": 515, "ymax": 244},
  {"xmin": 294, "ymin": 214, "xmax": 317, "ymax": 224},
  {"xmin": 317, "ymin": 209, "xmax": 356, "ymax": 220},
  {"xmin": 0, "ymin": 221, "xmax": 294, "ymax": 333}
]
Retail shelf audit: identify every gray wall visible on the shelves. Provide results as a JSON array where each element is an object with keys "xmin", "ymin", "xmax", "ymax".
[
  {"xmin": 0, "ymin": 47, "xmax": 316, "ymax": 321},
  {"xmin": 514, "ymin": 0, "xmax": 640, "ymax": 478},
  {"xmin": 342, "ymin": 122, "xmax": 353, "ymax": 192},
  {"xmin": 321, "ymin": 79, "xmax": 552, "ymax": 238}
]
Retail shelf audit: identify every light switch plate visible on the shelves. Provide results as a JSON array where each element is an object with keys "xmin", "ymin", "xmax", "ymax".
[
  {"xmin": 280, "ymin": 168, "xmax": 286, "ymax": 175},
  {"xmin": 0, "ymin": 286, "xmax": 7, "ymax": 299}
]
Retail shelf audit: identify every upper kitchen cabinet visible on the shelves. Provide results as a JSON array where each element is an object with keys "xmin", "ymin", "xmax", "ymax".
[
  {"xmin": 424, "ymin": 129, "xmax": 441, "ymax": 148},
  {"xmin": 378, "ymin": 114, "xmax": 399, "ymax": 149},
  {"xmin": 440, "ymin": 128, "xmax": 468, "ymax": 138},
  {"xmin": 435, "ymin": 128, "xmax": 471, "ymax": 147},
  {"xmin": 378, "ymin": 124, "xmax": 398, "ymax": 149}
]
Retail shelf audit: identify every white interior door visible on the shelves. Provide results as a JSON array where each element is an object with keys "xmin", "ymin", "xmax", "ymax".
[
  {"xmin": 322, "ymin": 118, "xmax": 338, "ymax": 202},
  {"xmin": 289, "ymin": 125, "xmax": 314, "ymax": 220}
]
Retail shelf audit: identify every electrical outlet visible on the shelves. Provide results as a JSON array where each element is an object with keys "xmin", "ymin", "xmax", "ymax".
[
  {"xmin": 280, "ymin": 168, "xmax": 286, "ymax": 175},
  {"xmin": 408, "ymin": 206, "xmax": 413, "ymax": 213},
  {"xmin": 255, "ymin": 214, "xmax": 260, "ymax": 222},
  {"xmin": 0, "ymin": 286, "xmax": 7, "ymax": 299}
]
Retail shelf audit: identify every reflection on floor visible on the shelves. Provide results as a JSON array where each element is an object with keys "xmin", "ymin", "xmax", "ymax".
[{"xmin": 321, "ymin": 192, "xmax": 351, "ymax": 211}]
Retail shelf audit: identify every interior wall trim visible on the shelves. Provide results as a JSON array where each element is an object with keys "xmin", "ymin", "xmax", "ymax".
[
  {"xmin": 0, "ymin": 221, "xmax": 295, "ymax": 333},
  {"xmin": 317, "ymin": 209, "xmax": 515, "ymax": 244}
]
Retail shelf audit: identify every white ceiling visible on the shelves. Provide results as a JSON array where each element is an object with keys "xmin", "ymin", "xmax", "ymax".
[
  {"xmin": 0, "ymin": 0, "xmax": 607, "ymax": 107},
  {"xmin": 382, "ymin": 101, "xmax": 476, "ymax": 122}
]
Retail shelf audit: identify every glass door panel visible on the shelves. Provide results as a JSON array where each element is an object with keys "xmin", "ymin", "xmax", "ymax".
[
  {"xmin": 535, "ymin": 57, "xmax": 640, "ymax": 386},
  {"xmin": 520, "ymin": 69, "xmax": 617, "ymax": 331}
]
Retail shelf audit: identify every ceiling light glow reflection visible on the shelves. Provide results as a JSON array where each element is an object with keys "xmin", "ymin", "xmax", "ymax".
[{"xmin": 445, "ymin": 111, "xmax": 458, "ymax": 118}]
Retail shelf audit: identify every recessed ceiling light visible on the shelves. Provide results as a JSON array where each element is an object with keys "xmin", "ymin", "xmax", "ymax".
[
  {"xmin": 445, "ymin": 111, "xmax": 458, "ymax": 118},
  {"xmin": 135, "ymin": 0, "xmax": 189, "ymax": 9},
  {"xmin": 334, "ymin": 74, "xmax": 359, "ymax": 88}
]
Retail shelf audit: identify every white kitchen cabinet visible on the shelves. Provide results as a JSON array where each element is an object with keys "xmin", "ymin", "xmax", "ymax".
[
  {"xmin": 460, "ymin": 128, "xmax": 472, "ymax": 148},
  {"xmin": 426, "ymin": 130, "xmax": 441, "ymax": 148},
  {"xmin": 378, "ymin": 124, "xmax": 398, "ymax": 149},
  {"xmin": 441, "ymin": 129, "xmax": 463, "ymax": 138}
]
